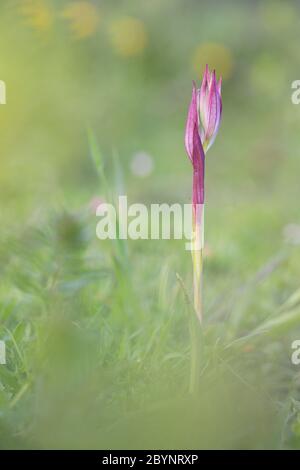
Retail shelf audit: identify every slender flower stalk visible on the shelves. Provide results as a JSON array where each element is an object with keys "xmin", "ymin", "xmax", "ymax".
[
  {"xmin": 184, "ymin": 65, "xmax": 222, "ymax": 393},
  {"xmin": 185, "ymin": 65, "xmax": 222, "ymax": 323}
]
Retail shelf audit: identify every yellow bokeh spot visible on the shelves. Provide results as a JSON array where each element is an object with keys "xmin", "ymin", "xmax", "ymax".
[
  {"xmin": 62, "ymin": 2, "xmax": 100, "ymax": 39},
  {"xmin": 108, "ymin": 17, "xmax": 148, "ymax": 58},
  {"xmin": 192, "ymin": 43, "xmax": 234, "ymax": 80},
  {"xmin": 19, "ymin": 0, "xmax": 54, "ymax": 32}
]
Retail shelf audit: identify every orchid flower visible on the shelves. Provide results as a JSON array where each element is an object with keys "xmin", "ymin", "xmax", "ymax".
[{"xmin": 185, "ymin": 65, "xmax": 222, "ymax": 322}]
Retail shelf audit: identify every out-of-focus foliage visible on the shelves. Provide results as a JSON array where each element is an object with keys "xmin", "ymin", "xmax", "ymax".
[{"xmin": 1, "ymin": 0, "xmax": 300, "ymax": 449}]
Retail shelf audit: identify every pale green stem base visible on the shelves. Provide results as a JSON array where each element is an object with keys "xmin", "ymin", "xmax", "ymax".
[
  {"xmin": 189, "ymin": 203, "xmax": 205, "ymax": 393},
  {"xmin": 191, "ymin": 204, "xmax": 204, "ymax": 322}
]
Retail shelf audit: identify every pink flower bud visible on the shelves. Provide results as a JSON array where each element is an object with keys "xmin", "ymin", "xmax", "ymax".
[
  {"xmin": 184, "ymin": 66, "xmax": 222, "ymax": 204},
  {"xmin": 198, "ymin": 65, "xmax": 222, "ymax": 151}
]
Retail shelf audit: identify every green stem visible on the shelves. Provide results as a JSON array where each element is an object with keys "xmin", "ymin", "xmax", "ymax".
[
  {"xmin": 189, "ymin": 310, "xmax": 203, "ymax": 394},
  {"xmin": 189, "ymin": 203, "xmax": 205, "ymax": 392},
  {"xmin": 192, "ymin": 204, "xmax": 204, "ymax": 322},
  {"xmin": 176, "ymin": 273, "xmax": 203, "ymax": 394}
]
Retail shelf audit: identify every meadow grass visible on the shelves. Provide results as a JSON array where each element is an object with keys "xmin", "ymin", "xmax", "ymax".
[
  {"xmin": 1, "ymin": 145, "xmax": 300, "ymax": 449},
  {"xmin": 1, "ymin": 0, "xmax": 300, "ymax": 450}
]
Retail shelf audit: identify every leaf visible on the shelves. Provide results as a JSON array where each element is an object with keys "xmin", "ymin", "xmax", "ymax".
[
  {"xmin": 87, "ymin": 128, "xmax": 111, "ymax": 200},
  {"xmin": 279, "ymin": 288, "xmax": 300, "ymax": 313},
  {"xmin": 253, "ymin": 307, "xmax": 300, "ymax": 338}
]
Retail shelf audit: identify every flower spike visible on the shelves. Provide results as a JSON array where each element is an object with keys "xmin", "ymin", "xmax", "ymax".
[{"xmin": 184, "ymin": 65, "xmax": 222, "ymax": 324}]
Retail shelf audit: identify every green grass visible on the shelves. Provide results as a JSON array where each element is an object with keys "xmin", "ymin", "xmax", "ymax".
[
  {"xmin": 1, "ymin": 146, "xmax": 300, "ymax": 449},
  {"xmin": 1, "ymin": 0, "xmax": 300, "ymax": 450}
]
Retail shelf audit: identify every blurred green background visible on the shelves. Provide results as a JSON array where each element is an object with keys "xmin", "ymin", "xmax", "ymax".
[{"xmin": 1, "ymin": 0, "xmax": 300, "ymax": 449}]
